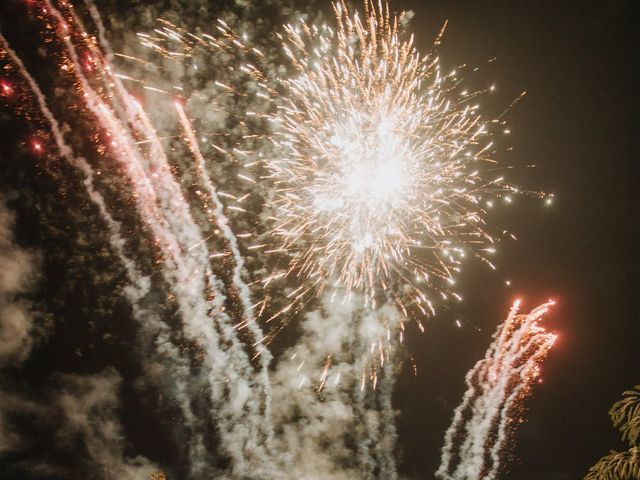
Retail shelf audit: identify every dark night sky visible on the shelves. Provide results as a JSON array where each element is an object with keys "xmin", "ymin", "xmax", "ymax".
[
  {"xmin": 0, "ymin": 1, "xmax": 637, "ymax": 479},
  {"xmin": 393, "ymin": 1, "xmax": 638, "ymax": 478}
]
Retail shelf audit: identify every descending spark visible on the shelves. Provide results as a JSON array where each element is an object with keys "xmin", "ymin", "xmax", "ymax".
[
  {"xmin": 175, "ymin": 100, "xmax": 274, "ymax": 433},
  {"xmin": 436, "ymin": 300, "xmax": 557, "ymax": 480}
]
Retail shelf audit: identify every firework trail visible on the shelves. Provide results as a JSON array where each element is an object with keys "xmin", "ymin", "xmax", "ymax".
[
  {"xmin": 2, "ymin": 1, "xmax": 275, "ymax": 475},
  {"xmin": 436, "ymin": 300, "xmax": 557, "ymax": 480},
  {"xmin": 0, "ymin": 29, "xmax": 214, "ymax": 480},
  {"xmin": 0, "ymin": 34, "xmax": 210, "ymax": 471}
]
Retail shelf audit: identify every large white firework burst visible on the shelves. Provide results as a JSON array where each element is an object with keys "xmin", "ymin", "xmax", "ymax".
[
  {"xmin": 134, "ymin": 1, "xmax": 523, "ymax": 322},
  {"xmin": 263, "ymin": 1, "xmax": 515, "ymax": 314}
]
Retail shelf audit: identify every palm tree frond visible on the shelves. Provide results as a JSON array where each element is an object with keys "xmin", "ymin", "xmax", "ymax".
[
  {"xmin": 584, "ymin": 447, "xmax": 640, "ymax": 480},
  {"xmin": 611, "ymin": 385, "xmax": 640, "ymax": 447}
]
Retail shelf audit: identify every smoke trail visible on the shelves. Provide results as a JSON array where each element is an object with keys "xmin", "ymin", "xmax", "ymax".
[
  {"xmin": 436, "ymin": 300, "xmax": 556, "ymax": 480},
  {"xmin": 269, "ymin": 293, "xmax": 400, "ymax": 479},
  {"xmin": 0, "ymin": 31, "xmax": 210, "ymax": 475},
  {"xmin": 83, "ymin": 0, "xmax": 115, "ymax": 62},
  {"xmin": 39, "ymin": 1, "xmax": 275, "ymax": 472},
  {"xmin": 57, "ymin": 0, "xmax": 280, "ymax": 476},
  {"xmin": 77, "ymin": 1, "xmax": 272, "ymax": 378},
  {"xmin": 5, "ymin": 1, "xmax": 275, "ymax": 473},
  {"xmin": 372, "ymin": 352, "xmax": 399, "ymax": 479},
  {"xmin": 77, "ymin": 166, "xmax": 213, "ymax": 477},
  {"xmin": 175, "ymin": 102, "xmax": 274, "ymax": 427}
]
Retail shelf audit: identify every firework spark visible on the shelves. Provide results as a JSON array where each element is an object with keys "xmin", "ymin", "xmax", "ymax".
[
  {"xmin": 136, "ymin": 0, "xmax": 539, "ymax": 334},
  {"xmin": 436, "ymin": 299, "xmax": 557, "ymax": 480},
  {"xmin": 261, "ymin": 1, "xmax": 520, "ymax": 315}
]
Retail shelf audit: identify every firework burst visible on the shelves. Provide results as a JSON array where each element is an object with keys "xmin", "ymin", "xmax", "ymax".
[
  {"xmin": 131, "ymin": 0, "xmax": 537, "ymax": 337},
  {"xmin": 260, "ymin": 1, "xmax": 520, "ymax": 316}
]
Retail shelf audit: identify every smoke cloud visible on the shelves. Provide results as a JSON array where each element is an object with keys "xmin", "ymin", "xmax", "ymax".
[{"xmin": 0, "ymin": 196, "xmax": 39, "ymax": 365}]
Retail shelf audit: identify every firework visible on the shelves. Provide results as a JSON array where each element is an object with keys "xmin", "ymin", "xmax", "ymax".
[
  {"xmin": 436, "ymin": 299, "xmax": 557, "ymax": 480},
  {"xmin": 135, "ymin": 0, "xmax": 536, "ymax": 329},
  {"xmin": 261, "ymin": 1, "xmax": 519, "ymax": 315},
  {"xmin": 1, "ymin": 2, "xmax": 275, "ymax": 475},
  {"xmin": 1, "ymin": 1, "xmax": 555, "ymax": 478}
]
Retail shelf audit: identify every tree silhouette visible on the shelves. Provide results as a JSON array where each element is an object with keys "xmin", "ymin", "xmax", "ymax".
[{"xmin": 585, "ymin": 385, "xmax": 640, "ymax": 479}]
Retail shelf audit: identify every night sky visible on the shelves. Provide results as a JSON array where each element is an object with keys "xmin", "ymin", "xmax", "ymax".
[
  {"xmin": 391, "ymin": 2, "xmax": 637, "ymax": 478},
  {"xmin": 0, "ymin": 1, "xmax": 637, "ymax": 479}
]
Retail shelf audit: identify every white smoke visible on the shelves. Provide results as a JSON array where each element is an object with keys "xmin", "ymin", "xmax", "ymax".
[
  {"xmin": 0, "ymin": 196, "xmax": 42, "ymax": 454},
  {"xmin": 0, "ymin": 199, "xmax": 160, "ymax": 476},
  {"xmin": 0, "ymin": 196, "xmax": 40, "ymax": 365},
  {"xmin": 270, "ymin": 293, "xmax": 400, "ymax": 479},
  {"xmin": 49, "ymin": 368, "xmax": 160, "ymax": 479}
]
